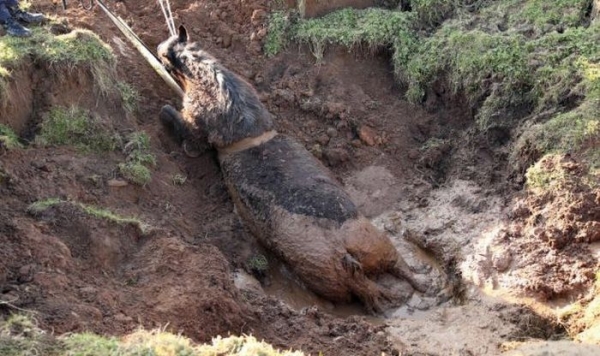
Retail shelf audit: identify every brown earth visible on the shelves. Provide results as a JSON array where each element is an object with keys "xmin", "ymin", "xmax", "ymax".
[{"xmin": 1, "ymin": 0, "xmax": 599, "ymax": 355}]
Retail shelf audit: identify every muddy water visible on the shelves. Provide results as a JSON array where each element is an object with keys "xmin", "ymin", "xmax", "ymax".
[{"xmin": 263, "ymin": 260, "xmax": 386, "ymax": 324}]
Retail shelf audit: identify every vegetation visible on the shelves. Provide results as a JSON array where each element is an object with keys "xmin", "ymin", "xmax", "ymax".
[
  {"xmin": 172, "ymin": 173, "xmax": 188, "ymax": 185},
  {"xmin": 0, "ymin": 314, "xmax": 305, "ymax": 356},
  {"xmin": 247, "ymin": 254, "xmax": 269, "ymax": 276},
  {"xmin": 36, "ymin": 106, "xmax": 120, "ymax": 152},
  {"xmin": 117, "ymin": 80, "xmax": 141, "ymax": 114},
  {"xmin": 0, "ymin": 124, "xmax": 23, "ymax": 151},
  {"xmin": 264, "ymin": 11, "xmax": 293, "ymax": 57},
  {"xmin": 0, "ymin": 27, "xmax": 117, "ymax": 98},
  {"xmin": 119, "ymin": 132, "xmax": 156, "ymax": 186},
  {"xmin": 35, "ymin": 107, "xmax": 155, "ymax": 184},
  {"xmin": 27, "ymin": 198, "xmax": 149, "ymax": 233},
  {"xmin": 267, "ymin": 0, "xmax": 599, "ymax": 168}
]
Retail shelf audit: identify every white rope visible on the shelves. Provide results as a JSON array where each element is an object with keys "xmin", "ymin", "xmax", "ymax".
[
  {"xmin": 165, "ymin": 0, "xmax": 176, "ymax": 36},
  {"xmin": 158, "ymin": 0, "xmax": 176, "ymax": 36}
]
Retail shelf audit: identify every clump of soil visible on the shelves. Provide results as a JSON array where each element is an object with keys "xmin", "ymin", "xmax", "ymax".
[{"xmin": 464, "ymin": 154, "xmax": 600, "ymax": 300}]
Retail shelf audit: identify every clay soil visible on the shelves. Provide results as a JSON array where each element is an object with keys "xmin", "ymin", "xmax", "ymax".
[{"xmin": 1, "ymin": 0, "xmax": 599, "ymax": 355}]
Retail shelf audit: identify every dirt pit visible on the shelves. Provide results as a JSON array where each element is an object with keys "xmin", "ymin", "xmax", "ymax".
[{"xmin": 1, "ymin": 0, "xmax": 599, "ymax": 355}]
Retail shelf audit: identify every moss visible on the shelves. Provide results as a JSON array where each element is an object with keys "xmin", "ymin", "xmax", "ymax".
[
  {"xmin": 36, "ymin": 106, "xmax": 120, "ymax": 153},
  {"xmin": 0, "ymin": 124, "xmax": 23, "ymax": 150}
]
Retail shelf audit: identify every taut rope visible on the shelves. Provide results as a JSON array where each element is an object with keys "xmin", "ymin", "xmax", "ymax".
[{"xmin": 157, "ymin": 0, "xmax": 176, "ymax": 36}]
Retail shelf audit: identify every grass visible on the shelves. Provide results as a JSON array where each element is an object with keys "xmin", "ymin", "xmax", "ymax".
[
  {"xmin": 0, "ymin": 315, "xmax": 305, "ymax": 356},
  {"xmin": 247, "ymin": 254, "xmax": 269, "ymax": 274},
  {"xmin": 119, "ymin": 132, "xmax": 156, "ymax": 186},
  {"xmin": 0, "ymin": 27, "xmax": 117, "ymax": 99},
  {"xmin": 265, "ymin": 1, "xmax": 599, "ymax": 170},
  {"xmin": 27, "ymin": 198, "xmax": 150, "ymax": 233},
  {"xmin": 265, "ymin": 8, "xmax": 417, "ymax": 63},
  {"xmin": 35, "ymin": 107, "xmax": 156, "ymax": 185},
  {"xmin": 294, "ymin": 8, "xmax": 417, "ymax": 63},
  {"xmin": 36, "ymin": 106, "xmax": 120, "ymax": 152},
  {"xmin": 0, "ymin": 314, "xmax": 60, "ymax": 356},
  {"xmin": 0, "ymin": 124, "xmax": 23, "ymax": 150},
  {"xmin": 0, "ymin": 24, "xmax": 140, "ymax": 114},
  {"xmin": 26, "ymin": 197, "xmax": 65, "ymax": 215},
  {"xmin": 172, "ymin": 173, "xmax": 187, "ymax": 185},
  {"xmin": 264, "ymin": 11, "xmax": 293, "ymax": 57},
  {"xmin": 409, "ymin": 0, "xmax": 458, "ymax": 25},
  {"xmin": 117, "ymin": 81, "xmax": 141, "ymax": 114}
]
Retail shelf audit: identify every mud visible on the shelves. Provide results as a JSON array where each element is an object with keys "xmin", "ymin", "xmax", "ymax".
[{"xmin": 0, "ymin": 0, "xmax": 599, "ymax": 355}]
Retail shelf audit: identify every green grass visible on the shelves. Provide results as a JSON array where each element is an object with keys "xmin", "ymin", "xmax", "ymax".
[
  {"xmin": 264, "ymin": 11, "xmax": 293, "ymax": 57},
  {"xmin": 0, "ymin": 24, "xmax": 141, "ymax": 114},
  {"xmin": 0, "ymin": 27, "xmax": 117, "ymax": 98},
  {"xmin": 266, "ymin": 0, "xmax": 598, "ymax": 184},
  {"xmin": 36, "ymin": 108, "xmax": 156, "ymax": 185},
  {"xmin": 266, "ymin": 8, "xmax": 417, "ymax": 63},
  {"xmin": 248, "ymin": 254, "xmax": 269, "ymax": 274},
  {"xmin": 0, "ymin": 315, "xmax": 305, "ymax": 356},
  {"xmin": 494, "ymin": 0, "xmax": 591, "ymax": 33},
  {"xmin": 0, "ymin": 124, "xmax": 23, "ymax": 150},
  {"xmin": 26, "ymin": 198, "xmax": 65, "ymax": 215},
  {"xmin": 117, "ymin": 81, "xmax": 141, "ymax": 114},
  {"xmin": 409, "ymin": 0, "xmax": 457, "ymax": 25},
  {"xmin": 119, "ymin": 132, "xmax": 156, "ymax": 186},
  {"xmin": 27, "ymin": 198, "xmax": 150, "ymax": 233},
  {"xmin": 294, "ymin": 8, "xmax": 417, "ymax": 63},
  {"xmin": 36, "ymin": 106, "xmax": 120, "ymax": 152},
  {"xmin": 525, "ymin": 154, "xmax": 569, "ymax": 191}
]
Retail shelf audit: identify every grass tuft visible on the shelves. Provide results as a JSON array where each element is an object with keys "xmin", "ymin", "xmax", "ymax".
[
  {"xmin": 0, "ymin": 124, "xmax": 23, "ymax": 151},
  {"xmin": 36, "ymin": 106, "xmax": 120, "ymax": 152},
  {"xmin": 0, "ymin": 314, "xmax": 59, "ymax": 356},
  {"xmin": 27, "ymin": 198, "xmax": 150, "ymax": 234},
  {"xmin": 117, "ymin": 81, "xmax": 141, "ymax": 114},
  {"xmin": 26, "ymin": 198, "xmax": 65, "ymax": 215},
  {"xmin": 119, "ymin": 132, "xmax": 156, "ymax": 186},
  {"xmin": 172, "ymin": 174, "xmax": 187, "ymax": 186}
]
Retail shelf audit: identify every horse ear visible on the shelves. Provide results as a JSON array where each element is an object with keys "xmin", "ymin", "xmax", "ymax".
[{"xmin": 178, "ymin": 25, "xmax": 188, "ymax": 43}]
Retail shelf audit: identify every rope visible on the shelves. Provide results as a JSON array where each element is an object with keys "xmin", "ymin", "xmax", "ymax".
[
  {"xmin": 157, "ymin": 0, "xmax": 176, "ymax": 36},
  {"xmin": 165, "ymin": 0, "xmax": 176, "ymax": 35}
]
